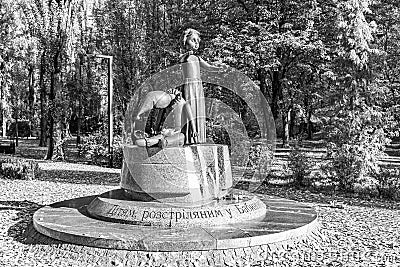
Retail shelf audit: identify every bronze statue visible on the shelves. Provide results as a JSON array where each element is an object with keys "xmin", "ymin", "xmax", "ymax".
[
  {"xmin": 133, "ymin": 28, "xmax": 225, "ymax": 148},
  {"xmin": 180, "ymin": 28, "xmax": 226, "ymax": 144},
  {"xmin": 133, "ymin": 89, "xmax": 197, "ymax": 148}
]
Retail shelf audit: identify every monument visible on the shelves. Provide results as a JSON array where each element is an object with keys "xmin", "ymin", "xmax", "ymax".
[
  {"xmin": 87, "ymin": 28, "xmax": 267, "ymax": 226},
  {"xmin": 32, "ymin": 29, "xmax": 319, "ymax": 264}
]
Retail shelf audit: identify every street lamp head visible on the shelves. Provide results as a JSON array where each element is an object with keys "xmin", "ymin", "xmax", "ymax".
[{"xmin": 86, "ymin": 54, "xmax": 113, "ymax": 60}]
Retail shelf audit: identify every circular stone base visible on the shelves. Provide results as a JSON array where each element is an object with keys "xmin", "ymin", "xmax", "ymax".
[
  {"xmin": 33, "ymin": 190, "xmax": 319, "ymax": 252},
  {"xmin": 86, "ymin": 189, "xmax": 266, "ymax": 227},
  {"xmin": 121, "ymin": 144, "xmax": 233, "ymax": 204}
]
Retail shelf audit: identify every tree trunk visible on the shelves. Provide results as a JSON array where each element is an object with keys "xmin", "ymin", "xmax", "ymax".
[
  {"xmin": 270, "ymin": 70, "xmax": 281, "ymax": 121},
  {"xmin": 2, "ymin": 115, "xmax": 5, "ymax": 137},
  {"xmin": 289, "ymin": 108, "xmax": 296, "ymax": 138},
  {"xmin": 306, "ymin": 109, "xmax": 313, "ymax": 140},
  {"xmin": 28, "ymin": 64, "xmax": 35, "ymax": 137},
  {"xmin": 46, "ymin": 51, "xmax": 61, "ymax": 160},
  {"xmin": 15, "ymin": 110, "xmax": 19, "ymax": 147},
  {"xmin": 46, "ymin": 69, "xmax": 55, "ymax": 160},
  {"xmin": 77, "ymin": 94, "xmax": 82, "ymax": 145},
  {"xmin": 64, "ymin": 107, "xmax": 72, "ymax": 138},
  {"xmin": 0, "ymin": 79, "xmax": 6, "ymax": 138},
  {"xmin": 303, "ymin": 94, "xmax": 313, "ymax": 140},
  {"xmin": 257, "ymin": 68, "xmax": 268, "ymax": 99},
  {"xmin": 39, "ymin": 51, "xmax": 47, "ymax": 147},
  {"xmin": 52, "ymin": 121, "xmax": 65, "ymax": 160},
  {"xmin": 282, "ymin": 107, "xmax": 291, "ymax": 147},
  {"xmin": 76, "ymin": 61, "xmax": 83, "ymax": 145}
]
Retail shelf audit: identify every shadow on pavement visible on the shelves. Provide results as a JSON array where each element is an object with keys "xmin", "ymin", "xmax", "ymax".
[
  {"xmin": 36, "ymin": 169, "xmax": 120, "ymax": 186},
  {"xmin": 4, "ymin": 196, "xmax": 98, "ymax": 247}
]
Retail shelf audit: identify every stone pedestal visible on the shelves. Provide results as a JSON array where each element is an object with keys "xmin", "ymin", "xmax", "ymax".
[
  {"xmin": 87, "ymin": 189, "xmax": 266, "ymax": 227},
  {"xmin": 32, "ymin": 138, "xmax": 320, "ymax": 254},
  {"xmin": 121, "ymin": 144, "xmax": 232, "ymax": 204},
  {"xmin": 32, "ymin": 189, "xmax": 319, "ymax": 252}
]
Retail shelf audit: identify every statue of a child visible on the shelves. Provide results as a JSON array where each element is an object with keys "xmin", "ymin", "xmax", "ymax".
[
  {"xmin": 180, "ymin": 28, "xmax": 226, "ymax": 144},
  {"xmin": 132, "ymin": 28, "xmax": 226, "ymax": 148}
]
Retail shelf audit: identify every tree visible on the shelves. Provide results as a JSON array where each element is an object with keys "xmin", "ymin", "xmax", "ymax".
[
  {"xmin": 0, "ymin": 0, "xmax": 40, "ymax": 139},
  {"xmin": 320, "ymin": 0, "xmax": 396, "ymax": 190},
  {"xmin": 0, "ymin": 0, "xmax": 15, "ymax": 137},
  {"xmin": 198, "ymin": 0, "xmax": 325, "ymax": 145},
  {"xmin": 22, "ymin": 0, "xmax": 83, "ymax": 158}
]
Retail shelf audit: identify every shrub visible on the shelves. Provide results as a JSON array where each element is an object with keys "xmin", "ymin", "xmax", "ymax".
[
  {"xmin": 324, "ymin": 144, "xmax": 362, "ymax": 191},
  {"xmin": 371, "ymin": 166, "xmax": 400, "ymax": 200},
  {"xmin": 288, "ymin": 145, "xmax": 312, "ymax": 186},
  {"xmin": 0, "ymin": 158, "xmax": 40, "ymax": 180},
  {"xmin": 78, "ymin": 131, "xmax": 123, "ymax": 168},
  {"xmin": 206, "ymin": 120, "xmax": 274, "ymax": 170},
  {"xmin": 248, "ymin": 141, "xmax": 274, "ymax": 182},
  {"xmin": 206, "ymin": 123, "xmax": 231, "ymax": 147},
  {"xmin": 7, "ymin": 120, "xmax": 31, "ymax": 137},
  {"xmin": 207, "ymin": 121, "xmax": 246, "ymax": 166},
  {"xmin": 112, "ymin": 135, "xmax": 124, "ymax": 168},
  {"xmin": 324, "ymin": 135, "xmax": 387, "ymax": 191},
  {"xmin": 324, "ymin": 104, "xmax": 390, "ymax": 192}
]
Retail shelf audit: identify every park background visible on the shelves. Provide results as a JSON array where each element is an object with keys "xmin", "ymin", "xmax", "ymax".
[
  {"xmin": 1, "ymin": 0, "xmax": 400, "ymax": 266},
  {"xmin": 1, "ymin": 0, "xmax": 400, "ymax": 200}
]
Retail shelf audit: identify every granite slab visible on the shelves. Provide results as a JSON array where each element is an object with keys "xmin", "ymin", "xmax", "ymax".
[
  {"xmin": 33, "ymin": 190, "xmax": 319, "ymax": 251},
  {"xmin": 86, "ymin": 190, "xmax": 267, "ymax": 227},
  {"xmin": 121, "ymin": 144, "xmax": 232, "ymax": 203}
]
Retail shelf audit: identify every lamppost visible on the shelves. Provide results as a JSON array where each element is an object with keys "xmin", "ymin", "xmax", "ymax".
[{"xmin": 86, "ymin": 54, "xmax": 114, "ymax": 167}]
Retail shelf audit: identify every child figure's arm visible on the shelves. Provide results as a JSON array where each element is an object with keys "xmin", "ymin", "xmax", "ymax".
[{"xmin": 198, "ymin": 56, "xmax": 227, "ymax": 72}]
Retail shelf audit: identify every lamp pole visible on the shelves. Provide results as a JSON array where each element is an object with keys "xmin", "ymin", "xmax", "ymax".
[{"xmin": 87, "ymin": 54, "xmax": 114, "ymax": 167}]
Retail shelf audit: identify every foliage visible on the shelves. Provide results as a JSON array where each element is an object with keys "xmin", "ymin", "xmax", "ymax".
[
  {"xmin": 203, "ymin": 0, "xmax": 325, "ymax": 145},
  {"xmin": 78, "ymin": 131, "xmax": 123, "ymax": 168},
  {"xmin": 0, "ymin": 157, "xmax": 40, "ymax": 180},
  {"xmin": 7, "ymin": 120, "xmax": 31, "ymax": 137},
  {"xmin": 112, "ymin": 135, "xmax": 124, "ymax": 168},
  {"xmin": 324, "ymin": 132, "xmax": 389, "ymax": 191},
  {"xmin": 206, "ymin": 119, "xmax": 273, "ymax": 181},
  {"xmin": 248, "ymin": 141, "xmax": 274, "ymax": 182},
  {"xmin": 323, "ymin": 83, "xmax": 393, "ymax": 190},
  {"xmin": 312, "ymin": 0, "xmax": 398, "ymax": 192},
  {"xmin": 371, "ymin": 166, "xmax": 400, "ymax": 200},
  {"xmin": 287, "ymin": 144, "xmax": 312, "ymax": 186},
  {"xmin": 324, "ymin": 144, "xmax": 365, "ymax": 191},
  {"xmin": 206, "ymin": 123, "xmax": 230, "ymax": 147},
  {"xmin": 0, "ymin": 0, "xmax": 398, "ymax": 187}
]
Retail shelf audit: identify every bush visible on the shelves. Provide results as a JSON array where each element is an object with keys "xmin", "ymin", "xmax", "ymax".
[
  {"xmin": 206, "ymin": 120, "xmax": 274, "ymax": 171},
  {"xmin": 323, "ymin": 144, "xmax": 363, "ymax": 191},
  {"xmin": 324, "ymin": 136, "xmax": 387, "ymax": 191},
  {"xmin": 371, "ymin": 166, "xmax": 400, "ymax": 200},
  {"xmin": 112, "ymin": 136, "xmax": 124, "ymax": 168},
  {"xmin": 78, "ymin": 131, "xmax": 123, "ymax": 168},
  {"xmin": 247, "ymin": 141, "xmax": 274, "ymax": 182},
  {"xmin": 287, "ymin": 145, "xmax": 312, "ymax": 186},
  {"xmin": 7, "ymin": 120, "xmax": 31, "ymax": 137},
  {"xmin": 206, "ymin": 123, "xmax": 231, "ymax": 146},
  {"xmin": 324, "ymin": 105, "xmax": 390, "ymax": 192},
  {"xmin": 0, "ymin": 157, "xmax": 40, "ymax": 180}
]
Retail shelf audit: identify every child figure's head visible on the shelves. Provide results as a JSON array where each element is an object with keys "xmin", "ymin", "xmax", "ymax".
[{"xmin": 182, "ymin": 28, "xmax": 201, "ymax": 51}]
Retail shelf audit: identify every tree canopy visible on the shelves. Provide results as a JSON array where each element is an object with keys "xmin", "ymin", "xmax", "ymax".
[{"xmin": 0, "ymin": 0, "xmax": 398, "ymax": 164}]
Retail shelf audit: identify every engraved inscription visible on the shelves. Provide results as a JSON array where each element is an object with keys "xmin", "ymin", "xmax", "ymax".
[
  {"xmin": 235, "ymin": 200, "xmax": 263, "ymax": 214},
  {"xmin": 107, "ymin": 205, "xmax": 137, "ymax": 219},
  {"xmin": 103, "ymin": 199, "xmax": 264, "ymax": 224}
]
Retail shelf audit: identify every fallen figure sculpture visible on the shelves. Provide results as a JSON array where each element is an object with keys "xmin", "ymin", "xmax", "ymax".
[{"xmin": 133, "ymin": 89, "xmax": 197, "ymax": 148}]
